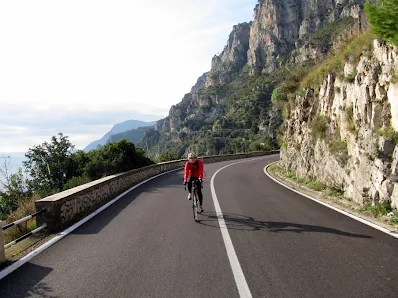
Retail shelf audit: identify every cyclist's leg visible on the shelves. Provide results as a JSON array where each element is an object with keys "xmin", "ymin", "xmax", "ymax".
[
  {"xmin": 195, "ymin": 180, "xmax": 203, "ymax": 206},
  {"xmin": 187, "ymin": 177, "xmax": 193, "ymax": 199},
  {"xmin": 187, "ymin": 181, "xmax": 193, "ymax": 192}
]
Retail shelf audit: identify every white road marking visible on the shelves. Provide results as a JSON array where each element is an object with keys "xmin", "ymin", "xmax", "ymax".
[
  {"xmin": 0, "ymin": 168, "xmax": 183, "ymax": 281},
  {"xmin": 210, "ymin": 158, "xmax": 267, "ymax": 298},
  {"xmin": 264, "ymin": 161, "xmax": 398, "ymax": 239}
]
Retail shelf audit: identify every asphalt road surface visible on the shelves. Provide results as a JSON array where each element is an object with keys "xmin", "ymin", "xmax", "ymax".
[{"xmin": 1, "ymin": 155, "xmax": 397, "ymax": 298}]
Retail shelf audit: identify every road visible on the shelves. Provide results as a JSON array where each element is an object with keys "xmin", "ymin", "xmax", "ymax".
[{"xmin": 0, "ymin": 155, "xmax": 397, "ymax": 297}]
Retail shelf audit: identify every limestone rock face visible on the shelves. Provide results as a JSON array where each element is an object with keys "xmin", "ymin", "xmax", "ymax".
[
  {"xmin": 281, "ymin": 40, "xmax": 398, "ymax": 206},
  {"xmin": 247, "ymin": 0, "xmax": 367, "ymax": 74},
  {"xmin": 205, "ymin": 22, "xmax": 252, "ymax": 87}
]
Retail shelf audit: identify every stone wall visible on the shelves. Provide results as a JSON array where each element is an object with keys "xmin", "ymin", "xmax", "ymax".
[{"xmin": 36, "ymin": 151, "xmax": 278, "ymax": 231}]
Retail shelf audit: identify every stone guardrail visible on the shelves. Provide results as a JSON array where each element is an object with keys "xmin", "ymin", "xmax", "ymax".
[{"xmin": 35, "ymin": 151, "xmax": 279, "ymax": 232}]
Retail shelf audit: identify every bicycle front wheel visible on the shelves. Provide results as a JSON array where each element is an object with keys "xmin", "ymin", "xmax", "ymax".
[{"xmin": 192, "ymin": 197, "xmax": 198, "ymax": 222}]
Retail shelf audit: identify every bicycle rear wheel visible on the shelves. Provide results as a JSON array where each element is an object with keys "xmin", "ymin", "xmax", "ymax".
[{"xmin": 192, "ymin": 194, "xmax": 198, "ymax": 222}]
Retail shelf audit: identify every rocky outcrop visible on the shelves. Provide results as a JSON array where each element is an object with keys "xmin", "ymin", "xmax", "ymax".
[
  {"xmin": 280, "ymin": 39, "xmax": 398, "ymax": 207},
  {"xmin": 155, "ymin": 74, "xmax": 207, "ymax": 134},
  {"xmin": 248, "ymin": 0, "xmax": 367, "ymax": 74},
  {"xmin": 205, "ymin": 22, "xmax": 252, "ymax": 86}
]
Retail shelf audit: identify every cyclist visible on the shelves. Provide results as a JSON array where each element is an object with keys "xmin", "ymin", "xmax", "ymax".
[{"xmin": 184, "ymin": 153, "xmax": 204, "ymax": 212}]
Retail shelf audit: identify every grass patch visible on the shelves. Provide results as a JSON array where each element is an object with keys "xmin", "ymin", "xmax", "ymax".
[
  {"xmin": 326, "ymin": 187, "xmax": 344, "ymax": 198},
  {"xmin": 360, "ymin": 203, "xmax": 393, "ymax": 218},
  {"xmin": 4, "ymin": 195, "xmax": 39, "ymax": 244},
  {"xmin": 377, "ymin": 128, "xmax": 398, "ymax": 145},
  {"xmin": 269, "ymin": 164, "xmax": 398, "ymax": 226},
  {"xmin": 307, "ymin": 180, "xmax": 326, "ymax": 191},
  {"xmin": 271, "ymin": 165, "xmax": 326, "ymax": 191},
  {"xmin": 309, "ymin": 17, "xmax": 356, "ymax": 48},
  {"xmin": 310, "ymin": 115, "xmax": 329, "ymax": 139},
  {"xmin": 328, "ymin": 139, "xmax": 350, "ymax": 166},
  {"xmin": 370, "ymin": 143, "xmax": 381, "ymax": 161},
  {"xmin": 391, "ymin": 69, "xmax": 398, "ymax": 83},
  {"xmin": 301, "ymin": 30, "xmax": 374, "ymax": 88},
  {"xmin": 325, "ymin": 187, "xmax": 352, "ymax": 201},
  {"xmin": 345, "ymin": 104, "xmax": 356, "ymax": 133},
  {"xmin": 390, "ymin": 212, "xmax": 398, "ymax": 224},
  {"xmin": 344, "ymin": 73, "xmax": 356, "ymax": 83}
]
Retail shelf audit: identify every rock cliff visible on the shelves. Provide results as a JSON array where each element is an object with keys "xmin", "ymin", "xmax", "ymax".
[
  {"xmin": 248, "ymin": 0, "xmax": 368, "ymax": 74},
  {"xmin": 280, "ymin": 39, "xmax": 398, "ymax": 208},
  {"xmin": 141, "ymin": 0, "xmax": 374, "ymax": 158}
]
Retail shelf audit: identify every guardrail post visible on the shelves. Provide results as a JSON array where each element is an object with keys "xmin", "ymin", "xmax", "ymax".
[{"xmin": 0, "ymin": 221, "xmax": 6, "ymax": 264}]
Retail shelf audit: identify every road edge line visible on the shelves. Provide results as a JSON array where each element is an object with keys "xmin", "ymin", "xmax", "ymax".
[
  {"xmin": 0, "ymin": 167, "xmax": 183, "ymax": 281},
  {"xmin": 264, "ymin": 161, "xmax": 398, "ymax": 239}
]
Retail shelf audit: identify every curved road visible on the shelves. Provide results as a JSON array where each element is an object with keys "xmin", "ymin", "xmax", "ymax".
[{"xmin": 1, "ymin": 155, "xmax": 397, "ymax": 297}]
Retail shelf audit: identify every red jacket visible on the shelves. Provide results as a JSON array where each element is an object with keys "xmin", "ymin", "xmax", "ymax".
[{"xmin": 184, "ymin": 159, "xmax": 204, "ymax": 181}]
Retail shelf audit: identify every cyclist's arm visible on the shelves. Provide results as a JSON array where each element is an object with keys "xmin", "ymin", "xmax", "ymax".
[
  {"xmin": 198, "ymin": 160, "xmax": 204, "ymax": 180},
  {"xmin": 184, "ymin": 162, "xmax": 189, "ymax": 181}
]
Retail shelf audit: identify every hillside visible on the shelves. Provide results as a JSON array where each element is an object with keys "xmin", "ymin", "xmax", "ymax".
[
  {"xmin": 107, "ymin": 126, "xmax": 154, "ymax": 145},
  {"xmin": 140, "ymin": 0, "xmax": 369, "ymax": 158},
  {"xmin": 84, "ymin": 120, "xmax": 157, "ymax": 152}
]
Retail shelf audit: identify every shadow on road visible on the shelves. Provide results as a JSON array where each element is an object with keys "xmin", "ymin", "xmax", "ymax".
[
  {"xmin": 71, "ymin": 171, "xmax": 185, "ymax": 235},
  {"xmin": 0, "ymin": 263, "xmax": 58, "ymax": 298},
  {"xmin": 197, "ymin": 212, "xmax": 373, "ymax": 239}
]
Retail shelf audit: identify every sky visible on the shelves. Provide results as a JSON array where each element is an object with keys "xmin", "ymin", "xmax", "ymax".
[{"xmin": 0, "ymin": 0, "xmax": 257, "ymax": 153}]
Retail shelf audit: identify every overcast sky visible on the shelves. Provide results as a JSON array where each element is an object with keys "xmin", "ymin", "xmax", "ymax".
[{"xmin": 0, "ymin": 0, "xmax": 257, "ymax": 153}]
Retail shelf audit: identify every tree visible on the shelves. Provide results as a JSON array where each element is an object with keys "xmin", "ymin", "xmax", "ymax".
[
  {"xmin": 0, "ymin": 167, "xmax": 30, "ymax": 219},
  {"xmin": 23, "ymin": 133, "xmax": 77, "ymax": 192},
  {"xmin": 156, "ymin": 150, "xmax": 182, "ymax": 162},
  {"xmin": 83, "ymin": 139, "xmax": 154, "ymax": 180},
  {"xmin": 0, "ymin": 155, "xmax": 12, "ymax": 191},
  {"xmin": 365, "ymin": 0, "xmax": 398, "ymax": 46},
  {"xmin": 7, "ymin": 168, "xmax": 30, "ymax": 199},
  {"xmin": 251, "ymin": 121, "xmax": 260, "ymax": 134},
  {"xmin": 231, "ymin": 137, "xmax": 248, "ymax": 153}
]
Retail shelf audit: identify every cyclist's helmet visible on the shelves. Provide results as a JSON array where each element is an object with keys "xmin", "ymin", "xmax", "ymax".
[{"xmin": 188, "ymin": 153, "xmax": 197, "ymax": 159}]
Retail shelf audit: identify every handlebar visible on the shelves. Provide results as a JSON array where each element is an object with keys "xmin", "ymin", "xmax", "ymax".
[{"xmin": 184, "ymin": 179, "xmax": 203, "ymax": 191}]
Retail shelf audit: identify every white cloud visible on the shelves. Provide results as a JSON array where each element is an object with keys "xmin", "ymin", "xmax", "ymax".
[{"xmin": 0, "ymin": 0, "xmax": 257, "ymax": 152}]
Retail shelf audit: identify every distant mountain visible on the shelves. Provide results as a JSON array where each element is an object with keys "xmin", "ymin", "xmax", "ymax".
[
  {"xmin": 83, "ymin": 120, "xmax": 157, "ymax": 152},
  {"xmin": 107, "ymin": 126, "xmax": 153, "ymax": 145}
]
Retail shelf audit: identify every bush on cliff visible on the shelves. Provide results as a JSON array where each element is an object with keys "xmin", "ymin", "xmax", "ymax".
[{"xmin": 365, "ymin": 0, "xmax": 398, "ymax": 46}]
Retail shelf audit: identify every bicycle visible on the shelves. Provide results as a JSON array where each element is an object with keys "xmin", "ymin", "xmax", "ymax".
[{"xmin": 185, "ymin": 179, "xmax": 203, "ymax": 222}]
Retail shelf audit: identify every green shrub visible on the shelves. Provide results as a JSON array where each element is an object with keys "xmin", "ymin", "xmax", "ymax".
[
  {"xmin": 390, "ymin": 212, "xmax": 398, "ymax": 223},
  {"xmin": 63, "ymin": 175, "xmax": 92, "ymax": 191},
  {"xmin": 365, "ymin": 0, "xmax": 398, "ymax": 46},
  {"xmin": 271, "ymin": 86, "xmax": 288, "ymax": 105},
  {"xmin": 310, "ymin": 115, "xmax": 329, "ymax": 139},
  {"xmin": 360, "ymin": 203, "xmax": 393, "ymax": 217}
]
